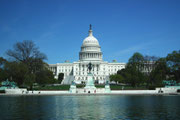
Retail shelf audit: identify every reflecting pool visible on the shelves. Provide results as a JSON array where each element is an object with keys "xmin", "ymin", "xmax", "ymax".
[{"xmin": 0, "ymin": 95, "xmax": 180, "ymax": 120}]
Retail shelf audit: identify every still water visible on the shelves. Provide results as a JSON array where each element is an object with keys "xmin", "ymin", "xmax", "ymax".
[{"xmin": 0, "ymin": 95, "xmax": 180, "ymax": 120}]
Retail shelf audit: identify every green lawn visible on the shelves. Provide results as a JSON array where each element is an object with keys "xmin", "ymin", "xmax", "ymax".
[
  {"xmin": 33, "ymin": 85, "xmax": 70, "ymax": 90},
  {"xmin": 110, "ymin": 85, "xmax": 148, "ymax": 90},
  {"xmin": 76, "ymin": 84, "xmax": 105, "ymax": 88},
  {"xmin": 0, "ymin": 90, "xmax": 5, "ymax": 93},
  {"xmin": 33, "ymin": 84, "xmax": 149, "ymax": 90}
]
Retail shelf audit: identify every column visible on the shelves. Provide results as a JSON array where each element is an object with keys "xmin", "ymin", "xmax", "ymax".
[{"xmin": 94, "ymin": 64, "xmax": 96, "ymax": 72}]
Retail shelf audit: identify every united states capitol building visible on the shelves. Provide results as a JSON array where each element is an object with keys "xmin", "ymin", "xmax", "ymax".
[{"xmin": 49, "ymin": 25, "xmax": 126, "ymax": 84}]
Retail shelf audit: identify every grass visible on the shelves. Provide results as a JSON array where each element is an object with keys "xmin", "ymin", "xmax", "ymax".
[
  {"xmin": 33, "ymin": 84, "xmax": 149, "ymax": 90},
  {"xmin": 76, "ymin": 84, "xmax": 105, "ymax": 88},
  {"xmin": 0, "ymin": 90, "xmax": 5, "ymax": 93},
  {"xmin": 110, "ymin": 85, "xmax": 148, "ymax": 90},
  {"xmin": 34, "ymin": 84, "xmax": 105, "ymax": 90},
  {"xmin": 33, "ymin": 85, "xmax": 70, "ymax": 90},
  {"xmin": 95, "ymin": 84, "xmax": 105, "ymax": 88},
  {"xmin": 76, "ymin": 84, "xmax": 85, "ymax": 88}
]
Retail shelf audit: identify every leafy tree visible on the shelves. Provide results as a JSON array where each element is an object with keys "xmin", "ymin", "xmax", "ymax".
[
  {"xmin": 0, "ymin": 57, "xmax": 7, "ymax": 82},
  {"xmin": 126, "ymin": 52, "xmax": 145, "ymax": 87},
  {"xmin": 128, "ymin": 52, "xmax": 144, "ymax": 71},
  {"xmin": 143, "ymin": 55, "xmax": 159, "ymax": 74},
  {"xmin": 4, "ymin": 61, "xmax": 28, "ymax": 86},
  {"xmin": 166, "ymin": 50, "xmax": 180, "ymax": 82},
  {"xmin": 24, "ymin": 73, "xmax": 35, "ymax": 90},
  {"xmin": 109, "ymin": 74, "xmax": 124, "ymax": 84},
  {"xmin": 125, "ymin": 65, "xmax": 139, "ymax": 87},
  {"xmin": 58, "ymin": 73, "xmax": 64, "ymax": 84},
  {"xmin": 143, "ymin": 55, "xmax": 159, "ymax": 86},
  {"xmin": 149, "ymin": 58, "xmax": 168, "ymax": 85},
  {"xmin": 117, "ymin": 69, "xmax": 126, "ymax": 77},
  {"xmin": 36, "ymin": 69, "xmax": 55, "ymax": 85},
  {"xmin": 0, "ymin": 57, "xmax": 7, "ymax": 67}
]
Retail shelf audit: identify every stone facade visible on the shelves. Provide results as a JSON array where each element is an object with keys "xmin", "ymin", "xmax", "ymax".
[{"xmin": 49, "ymin": 25, "xmax": 126, "ymax": 84}]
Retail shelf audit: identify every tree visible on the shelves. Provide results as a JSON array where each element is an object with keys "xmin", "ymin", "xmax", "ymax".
[
  {"xmin": 166, "ymin": 50, "xmax": 180, "ymax": 82},
  {"xmin": 58, "ymin": 73, "xmax": 64, "ymax": 84},
  {"xmin": 128, "ymin": 52, "xmax": 144, "ymax": 71},
  {"xmin": 36, "ymin": 69, "xmax": 55, "ymax": 85},
  {"xmin": 24, "ymin": 73, "xmax": 35, "ymax": 90},
  {"xmin": 143, "ymin": 55, "xmax": 159, "ymax": 74},
  {"xmin": 4, "ymin": 61, "xmax": 28, "ymax": 86},
  {"xmin": 117, "ymin": 69, "xmax": 126, "ymax": 77},
  {"xmin": 143, "ymin": 55, "xmax": 159, "ymax": 86},
  {"xmin": 127, "ymin": 52, "xmax": 145, "ymax": 87},
  {"xmin": 109, "ymin": 74, "xmax": 124, "ymax": 84},
  {"xmin": 149, "ymin": 58, "xmax": 168, "ymax": 86},
  {"xmin": 125, "ymin": 65, "xmax": 139, "ymax": 87},
  {"xmin": 5, "ymin": 40, "xmax": 53, "ymax": 87},
  {"xmin": 0, "ymin": 57, "xmax": 7, "ymax": 67},
  {"xmin": 6, "ymin": 40, "xmax": 47, "ymax": 74},
  {"xmin": 0, "ymin": 57, "xmax": 7, "ymax": 82}
]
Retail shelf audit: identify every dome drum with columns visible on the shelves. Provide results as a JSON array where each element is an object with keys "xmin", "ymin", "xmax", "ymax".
[
  {"xmin": 79, "ymin": 25, "xmax": 103, "ymax": 61},
  {"xmin": 49, "ymin": 25, "xmax": 126, "ymax": 84}
]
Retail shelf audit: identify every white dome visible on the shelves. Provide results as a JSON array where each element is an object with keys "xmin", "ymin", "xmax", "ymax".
[
  {"xmin": 79, "ymin": 25, "xmax": 103, "ymax": 61},
  {"xmin": 82, "ymin": 35, "xmax": 100, "ymax": 46}
]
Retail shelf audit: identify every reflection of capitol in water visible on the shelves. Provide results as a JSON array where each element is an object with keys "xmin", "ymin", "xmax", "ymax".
[
  {"xmin": 49, "ymin": 25, "xmax": 126, "ymax": 84},
  {"xmin": 1, "ymin": 95, "xmax": 179, "ymax": 119}
]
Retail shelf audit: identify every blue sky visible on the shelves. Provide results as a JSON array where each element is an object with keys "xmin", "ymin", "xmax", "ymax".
[{"xmin": 0, "ymin": 0, "xmax": 180, "ymax": 64}]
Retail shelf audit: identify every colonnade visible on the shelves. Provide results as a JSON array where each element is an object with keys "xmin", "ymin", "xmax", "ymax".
[{"xmin": 80, "ymin": 53, "xmax": 102, "ymax": 60}]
